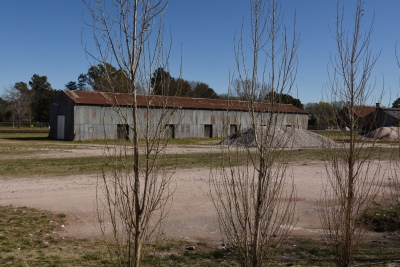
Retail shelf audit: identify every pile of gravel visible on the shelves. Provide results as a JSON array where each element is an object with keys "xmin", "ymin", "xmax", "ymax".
[
  {"xmin": 364, "ymin": 127, "xmax": 400, "ymax": 141},
  {"xmin": 221, "ymin": 126, "xmax": 338, "ymax": 148}
]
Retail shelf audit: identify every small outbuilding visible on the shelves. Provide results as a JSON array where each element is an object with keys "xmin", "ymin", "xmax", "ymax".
[
  {"xmin": 363, "ymin": 103, "xmax": 400, "ymax": 133},
  {"xmin": 338, "ymin": 105, "xmax": 376, "ymax": 131},
  {"xmin": 338, "ymin": 103, "xmax": 400, "ymax": 133},
  {"xmin": 49, "ymin": 90, "xmax": 308, "ymax": 141}
]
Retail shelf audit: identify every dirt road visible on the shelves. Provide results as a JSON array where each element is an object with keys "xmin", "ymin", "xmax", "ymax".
[{"xmin": 0, "ymin": 144, "xmax": 388, "ymax": 243}]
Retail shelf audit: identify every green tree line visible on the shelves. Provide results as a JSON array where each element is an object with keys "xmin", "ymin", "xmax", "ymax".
[
  {"xmin": 0, "ymin": 63, "xmax": 308, "ymax": 125},
  {"xmin": 1, "ymin": 74, "xmax": 58, "ymax": 126}
]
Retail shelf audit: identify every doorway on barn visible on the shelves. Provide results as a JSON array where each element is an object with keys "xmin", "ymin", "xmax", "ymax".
[
  {"xmin": 165, "ymin": 124, "xmax": 175, "ymax": 139},
  {"xmin": 204, "ymin": 124, "xmax": 213, "ymax": 138},
  {"xmin": 57, "ymin": 115, "xmax": 65, "ymax": 140},
  {"xmin": 230, "ymin": 124, "xmax": 237, "ymax": 135},
  {"xmin": 117, "ymin": 124, "xmax": 129, "ymax": 140}
]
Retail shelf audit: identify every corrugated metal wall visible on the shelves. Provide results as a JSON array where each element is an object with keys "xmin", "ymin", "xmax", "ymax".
[
  {"xmin": 49, "ymin": 93, "xmax": 76, "ymax": 140},
  {"xmin": 71, "ymin": 105, "xmax": 308, "ymax": 141}
]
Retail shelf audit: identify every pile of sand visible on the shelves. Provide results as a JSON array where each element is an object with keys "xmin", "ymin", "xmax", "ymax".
[
  {"xmin": 221, "ymin": 127, "xmax": 338, "ymax": 148},
  {"xmin": 364, "ymin": 127, "xmax": 400, "ymax": 141}
]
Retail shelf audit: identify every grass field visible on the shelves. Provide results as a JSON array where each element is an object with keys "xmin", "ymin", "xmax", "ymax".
[
  {"xmin": 0, "ymin": 206, "xmax": 399, "ymax": 267},
  {"xmin": 1, "ymin": 132, "xmax": 400, "ymax": 266},
  {"xmin": 0, "ymin": 132, "xmax": 396, "ymax": 177}
]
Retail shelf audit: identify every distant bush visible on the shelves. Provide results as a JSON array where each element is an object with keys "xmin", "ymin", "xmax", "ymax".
[{"xmin": 361, "ymin": 204, "xmax": 400, "ymax": 232}]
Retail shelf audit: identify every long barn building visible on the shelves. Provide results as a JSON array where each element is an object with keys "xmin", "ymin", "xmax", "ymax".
[{"xmin": 49, "ymin": 90, "xmax": 308, "ymax": 141}]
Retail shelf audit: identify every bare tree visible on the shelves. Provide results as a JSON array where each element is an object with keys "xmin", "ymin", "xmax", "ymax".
[
  {"xmin": 319, "ymin": 1, "xmax": 383, "ymax": 266},
  {"xmin": 83, "ymin": 1, "xmax": 175, "ymax": 266},
  {"xmin": 232, "ymin": 78, "xmax": 268, "ymax": 101},
  {"xmin": 389, "ymin": 138, "xmax": 400, "ymax": 205},
  {"xmin": 4, "ymin": 82, "xmax": 32, "ymax": 128},
  {"xmin": 389, "ymin": 47, "xmax": 400, "ymax": 206},
  {"xmin": 210, "ymin": 0, "xmax": 299, "ymax": 266}
]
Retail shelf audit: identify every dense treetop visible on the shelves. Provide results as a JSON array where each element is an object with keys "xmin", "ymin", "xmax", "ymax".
[{"xmin": 392, "ymin": 97, "xmax": 400, "ymax": 108}]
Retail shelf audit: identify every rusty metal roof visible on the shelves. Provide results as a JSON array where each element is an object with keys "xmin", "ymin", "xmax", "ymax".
[
  {"xmin": 63, "ymin": 90, "xmax": 307, "ymax": 114},
  {"xmin": 352, "ymin": 106, "xmax": 376, "ymax": 118}
]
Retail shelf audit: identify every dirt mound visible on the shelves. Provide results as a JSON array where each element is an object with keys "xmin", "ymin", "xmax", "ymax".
[
  {"xmin": 221, "ymin": 127, "xmax": 338, "ymax": 148},
  {"xmin": 365, "ymin": 127, "xmax": 400, "ymax": 141}
]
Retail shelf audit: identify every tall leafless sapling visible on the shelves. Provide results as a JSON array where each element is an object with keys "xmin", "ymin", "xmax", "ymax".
[
  {"xmin": 319, "ymin": 1, "xmax": 383, "ymax": 266},
  {"xmin": 83, "ymin": 0, "xmax": 175, "ymax": 266},
  {"xmin": 389, "ymin": 133, "xmax": 400, "ymax": 205},
  {"xmin": 210, "ymin": 0, "xmax": 299, "ymax": 266},
  {"xmin": 388, "ymin": 48, "xmax": 400, "ymax": 205}
]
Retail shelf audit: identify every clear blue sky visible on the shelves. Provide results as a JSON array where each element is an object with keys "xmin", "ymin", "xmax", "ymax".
[{"xmin": 1, "ymin": 0, "xmax": 399, "ymax": 106}]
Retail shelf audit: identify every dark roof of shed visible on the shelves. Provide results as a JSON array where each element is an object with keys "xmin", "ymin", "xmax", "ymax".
[
  {"xmin": 63, "ymin": 90, "xmax": 307, "ymax": 114},
  {"xmin": 381, "ymin": 108, "xmax": 400, "ymax": 120}
]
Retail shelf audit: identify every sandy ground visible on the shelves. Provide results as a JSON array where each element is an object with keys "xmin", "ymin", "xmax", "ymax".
[{"xmin": 0, "ymin": 144, "xmax": 389, "ymax": 244}]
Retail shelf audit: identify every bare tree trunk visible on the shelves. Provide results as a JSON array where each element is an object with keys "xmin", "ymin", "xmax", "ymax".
[
  {"xmin": 210, "ymin": 1, "xmax": 299, "ymax": 266},
  {"xmin": 319, "ymin": 1, "xmax": 383, "ymax": 266}
]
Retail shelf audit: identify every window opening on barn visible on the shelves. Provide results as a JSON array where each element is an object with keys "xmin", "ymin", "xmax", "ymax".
[
  {"xmin": 204, "ymin": 124, "xmax": 213, "ymax": 138},
  {"xmin": 117, "ymin": 124, "xmax": 129, "ymax": 140}
]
